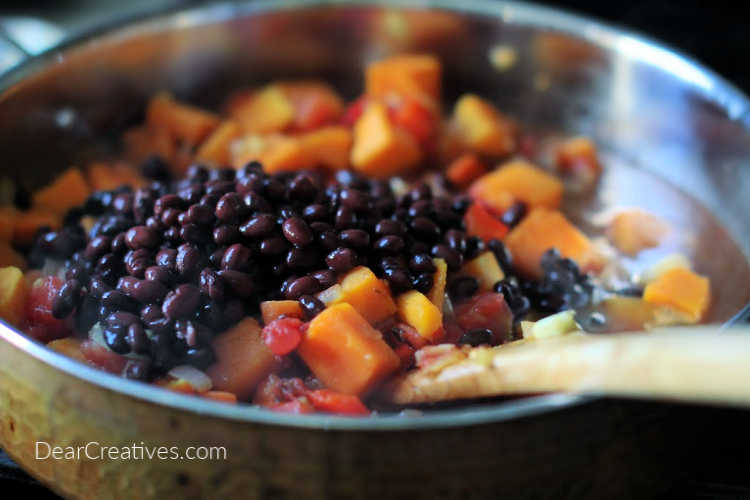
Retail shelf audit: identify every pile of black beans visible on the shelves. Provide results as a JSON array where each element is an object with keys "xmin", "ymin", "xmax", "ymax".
[
  {"xmin": 519, "ymin": 248, "xmax": 594, "ymax": 313},
  {"xmin": 30, "ymin": 159, "xmax": 492, "ymax": 380}
]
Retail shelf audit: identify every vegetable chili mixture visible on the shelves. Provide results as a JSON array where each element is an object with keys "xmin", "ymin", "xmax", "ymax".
[{"xmin": 0, "ymin": 55, "xmax": 712, "ymax": 415}]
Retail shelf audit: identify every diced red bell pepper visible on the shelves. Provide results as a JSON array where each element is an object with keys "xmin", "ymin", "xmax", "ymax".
[
  {"xmin": 292, "ymin": 94, "xmax": 341, "ymax": 132},
  {"xmin": 306, "ymin": 389, "xmax": 370, "ymax": 416},
  {"xmin": 454, "ymin": 292, "xmax": 513, "ymax": 345},
  {"xmin": 80, "ymin": 339, "xmax": 129, "ymax": 374},
  {"xmin": 25, "ymin": 277, "xmax": 71, "ymax": 342},
  {"xmin": 464, "ymin": 202, "xmax": 509, "ymax": 242},
  {"xmin": 340, "ymin": 96, "xmax": 368, "ymax": 127},
  {"xmin": 261, "ymin": 317, "xmax": 305, "ymax": 356},
  {"xmin": 388, "ymin": 96, "xmax": 436, "ymax": 147}
]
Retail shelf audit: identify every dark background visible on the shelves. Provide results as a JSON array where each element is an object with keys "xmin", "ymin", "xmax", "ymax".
[{"xmin": 1, "ymin": 1, "xmax": 750, "ymax": 498}]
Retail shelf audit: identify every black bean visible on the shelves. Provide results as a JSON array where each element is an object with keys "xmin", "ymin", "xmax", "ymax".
[
  {"xmin": 146, "ymin": 215, "xmax": 165, "ymax": 232},
  {"xmin": 101, "ymin": 290, "xmax": 139, "ymax": 312},
  {"xmin": 200, "ymin": 192, "xmax": 220, "ymax": 208},
  {"xmin": 326, "ymin": 247, "xmax": 357, "ymax": 273},
  {"xmin": 338, "ymin": 229, "xmax": 370, "ymax": 249},
  {"xmin": 374, "ymin": 235, "xmax": 405, "ymax": 255},
  {"xmin": 154, "ymin": 194, "xmax": 183, "ymax": 216},
  {"xmin": 310, "ymin": 269, "xmax": 336, "ymax": 289},
  {"xmin": 375, "ymin": 219, "xmax": 406, "ymax": 237},
  {"xmin": 339, "ymin": 188, "xmax": 369, "ymax": 211},
  {"xmin": 409, "ymin": 253, "xmax": 437, "ymax": 274},
  {"xmin": 309, "ymin": 221, "xmax": 333, "ymax": 234},
  {"xmin": 125, "ymin": 226, "xmax": 159, "ymax": 250},
  {"xmin": 187, "ymin": 164, "xmax": 209, "ymax": 183},
  {"xmin": 318, "ymin": 231, "xmax": 339, "ymax": 251},
  {"xmin": 89, "ymin": 277, "xmax": 112, "ymax": 299},
  {"xmin": 458, "ymin": 328, "xmax": 493, "ymax": 346},
  {"xmin": 285, "ymin": 276, "xmax": 321, "ymax": 300},
  {"xmin": 159, "ymin": 207, "xmax": 181, "ymax": 227},
  {"xmin": 287, "ymin": 174, "xmax": 318, "ymax": 202},
  {"xmin": 144, "ymin": 266, "xmax": 171, "ymax": 284},
  {"xmin": 282, "ymin": 217, "xmax": 313, "ymax": 247},
  {"xmin": 408, "ymin": 200, "xmax": 431, "ymax": 218},
  {"xmin": 263, "ymin": 177, "xmax": 286, "ymax": 200},
  {"xmin": 410, "ymin": 217, "xmax": 441, "ymax": 240},
  {"xmin": 217, "ymin": 270, "xmax": 254, "ymax": 298},
  {"xmin": 412, "ymin": 273, "xmax": 434, "ymax": 294},
  {"xmin": 464, "ymin": 236, "xmax": 486, "ymax": 260},
  {"xmin": 213, "ymin": 224, "xmax": 240, "ymax": 245},
  {"xmin": 178, "ymin": 183, "xmax": 204, "ymax": 205},
  {"xmin": 162, "ymin": 284, "xmax": 201, "ymax": 320},
  {"xmin": 384, "ymin": 267, "xmax": 412, "ymax": 293},
  {"xmin": 452, "ymin": 195, "xmax": 471, "ymax": 213},
  {"xmin": 140, "ymin": 155, "xmax": 170, "ymax": 181},
  {"xmin": 215, "ymin": 192, "xmax": 247, "ymax": 223},
  {"xmin": 259, "ymin": 237, "xmax": 288, "ymax": 256},
  {"xmin": 431, "ymin": 244, "xmax": 463, "ymax": 271},
  {"xmin": 180, "ymin": 223, "xmax": 210, "ymax": 244},
  {"xmin": 184, "ymin": 203, "xmax": 214, "ymax": 226},
  {"xmin": 334, "ymin": 206, "xmax": 356, "ymax": 230},
  {"xmin": 408, "ymin": 183, "xmax": 432, "ymax": 202},
  {"xmin": 286, "ymin": 248, "xmax": 319, "ymax": 270},
  {"xmin": 110, "ymin": 233, "xmax": 127, "ymax": 255},
  {"xmin": 443, "ymin": 229, "xmax": 467, "ymax": 253},
  {"xmin": 380, "ymin": 255, "xmax": 408, "ymax": 271},
  {"xmin": 205, "ymin": 180, "xmax": 235, "ymax": 197},
  {"xmin": 450, "ymin": 276, "xmax": 479, "ymax": 300},
  {"xmin": 104, "ymin": 327, "xmax": 130, "ymax": 354},
  {"xmin": 52, "ymin": 279, "xmax": 82, "ymax": 319},
  {"xmin": 124, "ymin": 248, "xmax": 152, "ymax": 278},
  {"xmin": 131, "ymin": 279, "xmax": 168, "ymax": 304},
  {"xmin": 243, "ymin": 192, "xmax": 272, "ymax": 213},
  {"xmin": 112, "ymin": 192, "xmax": 133, "ymax": 215},
  {"xmin": 299, "ymin": 294, "xmax": 325, "ymax": 320},
  {"xmin": 221, "ymin": 243, "xmax": 252, "ymax": 271},
  {"xmin": 117, "ymin": 276, "xmax": 139, "ymax": 296},
  {"xmin": 335, "ymin": 170, "xmax": 367, "ymax": 189},
  {"xmin": 176, "ymin": 243, "xmax": 203, "ymax": 279},
  {"xmin": 84, "ymin": 235, "xmax": 112, "ymax": 260},
  {"xmin": 155, "ymin": 249, "xmax": 177, "ymax": 271},
  {"xmin": 302, "ymin": 204, "xmax": 328, "ymax": 222},
  {"xmin": 501, "ymin": 201, "xmax": 528, "ymax": 228},
  {"xmin": 184, "ymin": 347, "xmax": 216, "ymax": 370},
  {"xmin": 74, "ymin": 295, "xmax": 99, "ymax": 333},
  {"xmin": 125, "ymin": 322, "xmax": 149, "ymax": 354},
  {"xmin": 487, "ymin": 239, "xmax": 513, "ymax": 273},
  {"xmin": 236, "ymin": 174, "xmax": 263, "ymax": 195},
  {"xmin": 199, "ymin": 269, "xmax": 225, "ymax": 303},
  {"xmin": 207, "ymin": 246, "xmax": 226, "ymax": 268},
  {"xmin": 209, "ymin": 167, "xmax": 236, "ymax": 182},
  {"xmin": 240, "ymin": 213, "xmax": 276, "ymax": 238}
]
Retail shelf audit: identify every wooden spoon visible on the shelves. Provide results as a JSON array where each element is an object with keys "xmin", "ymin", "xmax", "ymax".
[{"xmin": 384, "ymin": 326, "xmax": 750, "ymax": 407}]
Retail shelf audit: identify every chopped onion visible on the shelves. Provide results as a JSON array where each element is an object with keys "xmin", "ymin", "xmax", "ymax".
[
  {"xmin": 168, "ymin": 365, "xmax": 213, "ymax": 392},
  {"xmin": 316, "ymin": 284, "xmax": 343, "ymax": 306}
]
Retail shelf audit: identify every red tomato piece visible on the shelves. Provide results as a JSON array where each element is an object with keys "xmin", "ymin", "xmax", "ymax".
[
  {"xmin": 80, "ymin": 340, "xmax": 129, "ymax": 374},
  {"xmin": 306, "ymin": 389, "xmax": 370, "ymax": 416},
  {"xmin": 261, "ymin": 317, "xmax": 305, "ymax": 356},
  {"xmin": 270, "ymin": 399, "xmax": 315, "ymax": 414},
  {"xmin": 25, "ymin": 277, "xmax": 70, "ymax": 342},
  {"xmin": 464, "ymin": 202, "xmax": 509, "ymax": 242},
  {"xmin": 454, "ymin": 292, "xmax": 513, "ymax": 345},
  {"xmin": 340, "ymin": 96, "xmax": 367, "ymax": 126},
  {"xmin": 293, "ymin": 95, "xmax": 341, "ymax": 131},
  {"xmin": 388, "ymin": 96, "xmax": 435, "ymax": 147}
]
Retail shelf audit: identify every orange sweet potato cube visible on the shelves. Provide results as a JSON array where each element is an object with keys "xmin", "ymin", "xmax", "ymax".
[
  {"xmin": 0, "ymin": 266, "xmax": 29, "ymax": 326},
  {"xmin": 607, "ymin": 209, "xmax": 670, "ymax": 256},
  {"xmin": 505, "ymin": 208, "xmax": 592, "ymax": 278},
  {"xmin": 469, "ymin": 160, "xmax": 563, "ymax": 214},
  {"xmin": 196, "ymin": 120, "xmax": 241, "ymax": 166},
  {"xmin": 331, "ymin": 266, "xmax": 397, "ymax": 324},
  {"xmin": 231, "ymin": 85, "xmax": 295, "ymax": 134},
  {"xmin": 297, "ymin": 303, "xmax": 400, "ymax": 396},
  {"xmin": 643, "ymin": 267, "xmax": 710, "ymax": 322},
  {"xmin": 453, "ymin": 94, "xmax": 516, "ymax": 156},
  {"xmin": 205, "ymin": 318, "xmax": 278, "ymax": 400},
  {"xmin": 87, "ymin": 163, "xmax": 144, "ymax": 192},
  {"xmin": 32, "ymin": 168, "xmax": 90, "ymax": 216},
  {"xmin": 12, "ymin": 210, "xmax": 61, "ymax": 245},
  {"xmin": 351, "ymin": 102, "xmax": 421, "ymax": 178},
  {"xmin": 366, "ymin": 54, "xmax": 442, "ymax": 103},
  {"xmin": 0, "ymin": 206, "xmax": 18, "ymax": 241},
  {"xmin": 260, "ymin": 300, "xmax": 304, "ymax": 325},
  {"xmin": 300, "ymin": 126, "xmax": 352, "ymax": 170},
  {"xmin": 445, "ymin": 153, "xmax": 487, "ymax": 188},
  {"xmin": 396, "ymin": 290, "xmax": 443, "ymax": 341},
  {"xmin": 0, "ymin": 242, "xmax": 26, "ymax": 269},
  {"xmin": 277, "ymin": 81, "xmax": 344, "ymax": 131},
  {"xmin": 147, "ymin": 92, "xmax": 220, "ymax": 145}
]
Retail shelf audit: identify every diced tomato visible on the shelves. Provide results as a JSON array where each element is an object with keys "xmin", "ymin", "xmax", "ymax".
[
  {"xmin": 464, "ymin": 202, "xmax": 509, "ymax": 242},
  {"xmin": 306, "ymin": 389, "xmax": 370, "ymax": 416},
  {"xmin": 388, "ymin": 96, "xmax": 436, "ymax": 147},
  {"xmin": 292, "ymin": 95, "xmax": 341, "ymax": 132},
  {"xmin": 454, "ymin": 292, "xmax": 513, "ymax": 345},
  {"xmin": 261, "ymin": 317, "xmax": 305, "ymax": 356},
  {"xmin": 270, "ymin": 399, "xmax": 315, "ymax": 414},
  {"xmin": 253, "ymin": 374, "xmax": 308, "ymax": 407},
  {"xmin": 340, "ymin": 96, "xmax": 368, "ymax": 126},
  {"xmin": 446, "ymin": 154, "xmax": 487, "ymax": 188},
  {"xmin": 25, "ymin": 277, "xmax": 71, "ymax": 342},
  {"xmin": 80, "ymin": 339, "xmax": 129, "ymax": 374}
]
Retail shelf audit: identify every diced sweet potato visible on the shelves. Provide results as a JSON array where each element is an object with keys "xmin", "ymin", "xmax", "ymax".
[
  {"xmin": 297, "ymin": 302, "xmax": 400, "ymax": 396},
  {"xmin": 300, "ymin": 126, "xmax": 352, "ymax": 170},
  {"xmin": 463, "ymin": 202, "xmax": 508, "ymax": 242},
  {"xmin": 505, "ymin": 208, "xmax": 592, "ymax": 278},
  {"xmin": 243, "ymin": 127, "xmax": 352, "ymax": 174},
  {"xmin": 122, "ymin": 125, "xmax": 175, "ymax": 165},
  {"xmin": 260, "ymin": 300, "xmax": 304, "ymax": 325},
  {"xmin": 0, "ymin": 266, "xmax": 29, "ymax": 326},
  {"xmin": 0, "ymin": 242, "xmax": 26, "ymax": 269},
  {"xmin": 461, "ymin": 251, "xmax": 505, "ymax": 291},
  {"xmin": 47, "ymin": 337, "xmax": 86, "ymax": 363},
  {"xmin": 351, "ymin": 102, "xmax": 422, "ymax": 178},
  {"xmin": 469, "ymin": 160, "xmax": 563, "ymax": 214},
  {"xmin": 366, "ymin": 54, "xmax": 442, "ymax": 104},
  {"xmin": 607, "ymin": 209, "xmax": 670, "ymax": 256},
  {"xmin": 330, "ymin": 266, "xmax": 397, "ymax": 324},
  {"xmin": 196, "ymin": 120, "xmax": 241, "ymax": 166},
  {"xmin": 556, "ymin": 136, "xmax": 600, "ymax": 175},
  {"xmin": 427, "ymin": 258, "xmax": 447, "ymax": 312},
  {"xmin": 205, "ymin": 317, "xmax": 278, "ymax": 400},
  {"xmin": 453, "ymin": 94, "xmax": 515, "ymax": 156},
  {"xmin": 231, "ymin": 85, "xmax": 295, "ymax": 134},
  {"xmin": 396, "ymin": 290, "xmax": 443, "ymax": 341},
  {"xmin": 32, "ymin": 168, "xmax": 90, "ymax": 216},
  {"xmin": 446, "ymin": 153, "xmax": 487, "ymax": 188},
  {"xmin": 146, "ymin": 92, "xmax": 220, "ymax": 145},
  {"xmin": 643, "ymin": 267, "xmax": 710, "ymax": 322},
  {"xmin": 0, "ymin": 206, "xmax": 18, "ymax": 241},
  {"xmin": 87, "ymin": 163, "xmax": 144, "ymax": 192},
  {"xmin": 278, "ymin": 81, "xmax": 344, "ymax": 131},
  {"xmin": 12, "ymin": 210, "xmax": 61, "ymax": 245}
]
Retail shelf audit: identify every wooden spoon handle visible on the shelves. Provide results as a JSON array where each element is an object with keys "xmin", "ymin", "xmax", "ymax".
[{"xmin": 385, "ymin": 327, "xmax": 750, "ymax": 406}]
